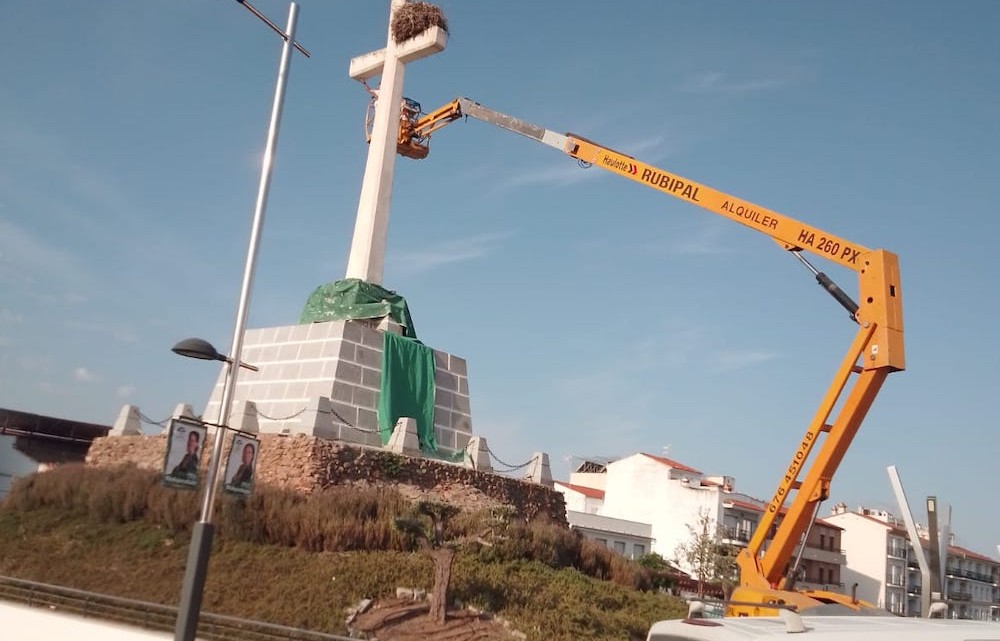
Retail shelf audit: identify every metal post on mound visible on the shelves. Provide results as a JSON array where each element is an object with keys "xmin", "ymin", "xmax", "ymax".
[{"xmin": 173, "ymin": 4, "xmax": 307, "ymax": 641}]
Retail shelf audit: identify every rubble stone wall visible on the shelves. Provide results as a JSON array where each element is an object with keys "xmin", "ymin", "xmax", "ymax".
[{"xmin": 85, "ymin": 434, "xmax": 566, "ymax": 524}]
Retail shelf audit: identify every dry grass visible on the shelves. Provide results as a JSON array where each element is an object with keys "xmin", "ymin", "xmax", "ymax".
[
  {"xmin": 0, "ymin": 465, "xmax": 687, "ymax": 639},
  {"xmin": 391, "ymin": 2, "xmax": 448, "ymax": 44}
]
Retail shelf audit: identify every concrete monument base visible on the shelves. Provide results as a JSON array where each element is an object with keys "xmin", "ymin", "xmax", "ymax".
[{"xmin": 201, "ymin": 319, "xmax": 473, "ymax": 457}]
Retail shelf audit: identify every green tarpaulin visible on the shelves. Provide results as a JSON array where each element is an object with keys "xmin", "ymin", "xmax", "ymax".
[
  {"xmin": 377, "ymin": 331, "xmax": 437, "ymax": 451},
  {"xmin": 300, "ymin": 278, "xmax": 418, "ymax": 338}
]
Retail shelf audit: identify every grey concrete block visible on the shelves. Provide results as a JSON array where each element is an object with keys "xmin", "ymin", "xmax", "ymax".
[
  {"xmin": 251, "ymin": 327, "xmax": 275, "ymax": 344},
  {"xmin": 342, "ymin": 321, "xmax": 364, "ymax": 344},
  {"xmin": 297, "ymin": 340, "xmax": 327, "ymax": 360},
  {"xmin": 434, "ymin": 389, "xmax": 454, "ymax": 411},
  {"xmin": 266, "ymin": 382, "xmax": 288, "ymax": 398},
  {"xmin": 455, "ymin": 432, "xmax": 471, "ymax": 453},
  {"xmin": 299, "ymin": 360, "xmax": 324, "ymax": 379},
  {"xmin": 277, "ymin": 343, "xmax": 300, "ymax": 361},
  {"xmin": 321, "ymin": 360, "xmax": 339, "ymax": 378},
  {"xmin": 260, "ymin": 345, "xmax": 280, "ymax": 362},
  {"xmin": 240, "ymin": 346, "xmax": 261, "ymax": 363},
  {"xmin": 361, "ymin": 325, "xmax": 384, "ymax": 348},
  {"xmin": 304, "ymin": 321, "xmax": 329, "ymax": 340},
  {"xmin": 279, "ymin": 363, "xmax": 302, "ymax": 380},
  {"xmin": 329, "ymin": 401, "xmax": 358, "ymax": 427},
  {"xmin": 448, "ymin": 355, "xmax": 468, "ymax": 377},
  {"xmin": 357, "ymin": 408, "xmax": 378, "ymax": 430},
  {"xmin": 304, "ymin": 381, "xmax": 334, "ymax": 399},
  {"xmin": 376, "ymin": 316, "xmax": 403, "ymax": 336},
  {"xmin": 361, "ymin": 367, "xmax": 381, "ymax": 390},
  {"xmin": 336, "ymin": 361, "xmax": 363, "ymax": 385},
  {"xmin": 434, "ymin": 370, "xmax": 458, "ymax": 392},
  {"xmin": 353, "ymin": 386, "xmax": 377, "ymax": 409},
  {"xmin": 273, "ymin": 325, "xmax": 292, "ymax": 343},
  {"xmin": 330, "ymin": 383, "xmax": 355, "ymax": 404},
  {"xmin": 284, "ymin": 381, "xmax": 308, "ymax": 400},
  {"xmin": 354, "ymin": 345, "xmax": 381, "ymax": 369},
  {"xmin": 433, "ymin": 405, "xmax": 452, "ymax": 429},
  {"xmin": 458, "ymin": 376, "xmax": 468, "ymax": 395},
  {"xmin": 434, "ymin": 427, "xmax": 456, "ymax": 451},
  {"xmin": 452, "ymin": 394, "xmax": 470, "ymax": 414},
  {"xmin": 289, "ymin": 324, "xmax": 310, "ymax": 341},
  {"xmin": 453, "ymin": 414, "xmax": 472, "ymax": 434},
  {"xmin": 335, "ymin": 339, "xmax": 357, "ymax": 361},
  {"xmin": 433, "ymin": 350, "xmax": 447, "ymax": 369}
]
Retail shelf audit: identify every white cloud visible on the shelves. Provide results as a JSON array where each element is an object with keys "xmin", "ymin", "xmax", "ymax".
[
  {"xmin": 63, "ymin": 319, "xmax": 139, "ymax": 343},
  {"xmin": 494, "ymin": 134, "xmax": 673, "ymax": 191},
  {"xmin": 682, "ymin": 69, "xmax": 800, "ymax": 94},
  {"xmin": 0, "ymin": 217, "xmax": 85, "ymax": 288},
  {"xmin": 117, "ymin": 384, "xmax": 136, "ymax": 398},
  {"xmin": 73, "ymin": 366, "xmax": 99, "ymax": 383},
  {"xmin": 643, "ymin": 221, "xmax": 736, "ymax": 256},
  {"xmin": 708, "ymin": 350, "xmax": 778, "ymax": 374},
  {"xmin": 389, "ymin": 231, "xmax": 515, "ymax": 274}
]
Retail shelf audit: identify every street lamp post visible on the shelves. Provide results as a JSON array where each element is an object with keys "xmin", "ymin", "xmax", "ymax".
[{"xmin": 172, "ymin": 3, "xmax": 304, "ymax": 640}]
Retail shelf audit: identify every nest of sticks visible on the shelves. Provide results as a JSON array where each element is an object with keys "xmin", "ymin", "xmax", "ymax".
[{"xmin": 391, "ymin": 2, "xmax": 449, "ymax": 44}]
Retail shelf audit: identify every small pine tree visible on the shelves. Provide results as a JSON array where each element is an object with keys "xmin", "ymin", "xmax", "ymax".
[{"xmin": 394, "ymin": 500, "xmax": 461, "ymax": 624}]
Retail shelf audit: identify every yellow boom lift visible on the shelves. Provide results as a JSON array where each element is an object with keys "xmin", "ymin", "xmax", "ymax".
[{"xmin": 386, "ymin": 96, "xmax": 904, "ymax": 617}]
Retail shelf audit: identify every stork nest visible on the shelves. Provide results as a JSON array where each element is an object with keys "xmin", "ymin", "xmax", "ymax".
[{"xmin": 391, "ymin": 2, "xmax": 449, "ymax": 44}]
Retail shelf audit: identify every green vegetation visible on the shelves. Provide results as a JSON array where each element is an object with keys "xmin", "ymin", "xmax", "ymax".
[{"xmin": 0, "ymin": 464, "xmax": 686, "ymax": 640}]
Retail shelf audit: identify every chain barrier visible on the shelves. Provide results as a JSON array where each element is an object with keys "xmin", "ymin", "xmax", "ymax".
[
  {"xmin": 325, "ymin": 406, "xmax": 380, "ymax": 434},
  {"xmin": 485, "ymin": 444, "xmax": 533, "ymax": 472},
  {"xmin": 256, "ymin": 406, "xmax": 308, "ymax": 421},
  {"xmin": 137, "ymin": 411, "xmax": 170, "ymax": 427}
]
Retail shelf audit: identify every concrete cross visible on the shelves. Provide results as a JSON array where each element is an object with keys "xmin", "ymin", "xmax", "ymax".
[{"xmin": 345, "ymin": 0, "xmax": 448, "ymax": 285}]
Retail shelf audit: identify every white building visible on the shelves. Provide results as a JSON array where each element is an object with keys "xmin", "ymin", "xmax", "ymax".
[
  {"xmin": 556, "ymin": 452, "xmax": 845, "ymax": 588},
  {"xmin": 553, "ymin": 480, "xmax": 654, "ymax": 558},
  {"xmin": 598, "ymin": 453, "xmax": 722, "ymax": 562},
  {"xmin": 826, "ymin": 504, "xmax": 1000, "ymax": 620}
]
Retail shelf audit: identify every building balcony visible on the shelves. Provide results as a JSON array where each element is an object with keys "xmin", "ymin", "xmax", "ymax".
[
  {"xmin": 887, "ymin": 546, "xmax": 907, "ymax": 559},
  {"xmin": 907, "ymin": 585, "xmax": 921, "ymax": 595},
  {"xmin": 797, "ymin": 545, "xmax": 846, "ymax": 566},
  {"xmin": 950, "ymin": 590, "xmax": 973, "ymax": 602},
  {"xmin": 721, "ymin": 527, "xmax": 751, "ymax": 545},
  {"xmin": 946, "ymin": 568, "xmax": 997, "ymax": 584}
]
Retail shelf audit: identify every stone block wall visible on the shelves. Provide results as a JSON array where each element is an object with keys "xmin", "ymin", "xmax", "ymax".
[
  {"xmin": 200, "ymin": 320, "xmax": 473, "ymax": 456},
  {"xmin": 85, "ymin": 434, "xmax": 566, "ymax": 524}
]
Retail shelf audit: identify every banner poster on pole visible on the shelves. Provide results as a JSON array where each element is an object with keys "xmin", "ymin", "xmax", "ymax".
[
  {"xmin": 162, "ymin": 418, "xmax": 206, "ymax": 490},
  {"xmin": 223, "ymin": 433, "xmax": 260, "ymax": 496}
]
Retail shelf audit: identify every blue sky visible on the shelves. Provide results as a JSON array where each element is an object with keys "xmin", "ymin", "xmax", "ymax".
[{"xmin": 1, "ymin": 1, "xmax": 998, "ymax": 555}]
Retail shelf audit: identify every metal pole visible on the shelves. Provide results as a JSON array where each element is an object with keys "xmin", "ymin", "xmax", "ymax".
[{"xmin": 173, "ymin": 5, "xmax": 298, "ymax": 641}]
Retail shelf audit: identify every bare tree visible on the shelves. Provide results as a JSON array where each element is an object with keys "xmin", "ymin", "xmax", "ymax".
[{"xmin": 673, "ymin": 508, "xmax": 739, "ymax": 598}]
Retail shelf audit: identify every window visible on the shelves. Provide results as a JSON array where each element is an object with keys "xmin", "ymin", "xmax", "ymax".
[
  {"xmin": 820, "ymin": 534, "xmax": 826, "ymax": 550},
  {"xmin": 613, "ymin": 541, "xmax": 626, "ymax": 555},
  {"xmin": 633, "ymin": 544, "xmax": 645, "ymax": 558},
  {"xmin": 595, "ymin": 538, "xmax": 607, "ymax": 547}
]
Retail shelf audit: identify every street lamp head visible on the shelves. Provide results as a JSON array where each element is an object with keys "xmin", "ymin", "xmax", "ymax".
[{"xmin": 171, "ymin": 337, "xmax": 224, "ymax": 362}]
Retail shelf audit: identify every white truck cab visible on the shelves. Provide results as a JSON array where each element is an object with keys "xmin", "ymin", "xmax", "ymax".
[{"xmin": 647, "ymin": 610, "xmax": 1000, "ymax": 641}]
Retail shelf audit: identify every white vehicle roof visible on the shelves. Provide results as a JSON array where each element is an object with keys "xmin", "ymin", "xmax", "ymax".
[{"xmin": 647, "ymin": 614, "xmax": 1000, "ymax": 641}]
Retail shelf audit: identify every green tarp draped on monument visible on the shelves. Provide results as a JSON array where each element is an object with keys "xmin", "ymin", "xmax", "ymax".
[
  {"xmin": 377, "ymin": 331, "xmax": 437, "ymax": 451},
  {"xmin": 300, "ymin": 278, "xmax": 418, "ymax": 338}
]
